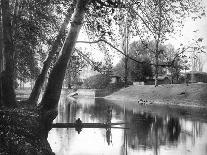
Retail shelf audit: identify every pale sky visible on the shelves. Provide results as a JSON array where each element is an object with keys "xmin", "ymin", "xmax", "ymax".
[{"xmin": 180, "ymin": 0, "xmax": 207, "ymax": 72}]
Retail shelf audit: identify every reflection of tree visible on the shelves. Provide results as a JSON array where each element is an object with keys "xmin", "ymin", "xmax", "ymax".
[
  {"xmin": 54, "ymin": 96, "xmax": 204, "ymax": 154},
  {"xmin": 80, "ymin": 100, "xmax": 182, "ymax": 151},
  {"xmin": 55, "ymin": 97, "xmax": 81, "ymax": 123},
  {"xmin": 127, "ymin": 113, "xmax": 155, "ymax": 150},
  {"xmin": 179, "ymin": 119, "xmax": 203, "ymax": 146},
  {"xmin": 106, "ymin": 128, "xmax": 112, "ymax": 145},
  {"xmin": 167, "ymin": 118, "xmax": 181, "ymax": 143},
  {"xmin": 82, "ymin": 98, "xmax": 123, "ymax": 123},
  {"xmin": 127, "ymin": 112, "xmax": 182, "ymax": 151},
  {"xmin": 82, "ymin": 101, "xmax": 108, "ymax": 122},
  {"xmin": 56, "ymin": 97, "xmax": 124, "ymax": 124}
]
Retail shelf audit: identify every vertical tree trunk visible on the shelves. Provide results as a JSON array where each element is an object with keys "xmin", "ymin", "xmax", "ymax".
[
  {"xmin": 124, "ymin": 14, "xmax": 129, "ymax": 87},
  {"xmin": 0, "ymin": 0, "xmax": 16, "ymax": 107},
  {"xmin": 154, "ymin": 53, "xmax": 159, "ymax": 87},
  {"xmin": 38, "ymin": 0, "xmax": 90, "ymax": 112},
  {"xmin": 0, "ymin": 3, "xmax": 3, "ymax": 107},
  {"xmin": 154, "ymin": 0, "xmax": 162, "ymax": 87},
  {"xmin": 0, "ymin": 3, "xmax": 4, "ymax": 72},
  {"xmin": 124, "ymin": 52, "xmax": 128, "ymax": 86},
  {"xmin": 28, "ymin": 1, "xmax": 76, "ymax": 105}
]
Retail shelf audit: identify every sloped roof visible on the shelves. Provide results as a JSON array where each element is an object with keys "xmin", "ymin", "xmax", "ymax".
[{"xmin": 153, "ymin": 75, "xmax": 170, "ymax": 80}]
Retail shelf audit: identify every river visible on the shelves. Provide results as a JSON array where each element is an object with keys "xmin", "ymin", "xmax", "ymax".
[{"xmin": 48, "ymin": 94, "xmax": 207, "ymax": 155}]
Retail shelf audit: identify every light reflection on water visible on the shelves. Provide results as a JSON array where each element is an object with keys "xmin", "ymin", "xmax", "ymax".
[{"xmin": 48, "ymin": 95, "xmax": 207, "ymax": 155}]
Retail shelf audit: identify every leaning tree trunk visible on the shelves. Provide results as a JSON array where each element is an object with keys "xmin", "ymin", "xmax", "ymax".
[
  {"xmin": 0, "ymin": 0, "xmax": 16, "ymax": 107},
  {"xmin": 28, "ymin": 1, "xmax": 76, "ymax": 105},
  {"xmin": 0, "ymin": 1, "xmax": 90, "ymax": 154},
  {"xmin": 38, "ymin": 0, "xmax": 90, "ymax": 133}
]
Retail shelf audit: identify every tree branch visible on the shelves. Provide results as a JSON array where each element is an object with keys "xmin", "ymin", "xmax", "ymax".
[
  {"xmin": 76, "ymin": 39, "xmax": 171, "ymax": 67},
  {"xmin": 128, "ymin": 6, "xmax": 156, "ymax": 38},
  {"xmin": 74, "ymin": 48, "xmax": 104, "ymax": 74},
  {"xmin": 95, "ymin": 0, "xmax": 126, "ymax": 8}
]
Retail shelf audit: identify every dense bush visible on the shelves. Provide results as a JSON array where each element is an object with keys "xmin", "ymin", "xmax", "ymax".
[{"xmin": 83, "ymin": 74, "xmax": 111, "ymax": 89}]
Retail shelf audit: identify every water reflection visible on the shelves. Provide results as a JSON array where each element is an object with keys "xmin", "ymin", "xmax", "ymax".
[{"xmin": 48, "ymin": 96, "xmax": 207, "ymax": 155}]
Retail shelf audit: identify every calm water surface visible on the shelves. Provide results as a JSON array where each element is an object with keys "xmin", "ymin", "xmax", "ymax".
[{"xmin": 48, "ymin": 95, "xmax": 207, "ymax": 155}]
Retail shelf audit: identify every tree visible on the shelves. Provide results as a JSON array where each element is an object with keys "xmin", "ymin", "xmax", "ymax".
[
  {"xmin": 165, "ymin": 39, "xmax": 205, "ymax": 83},
  {"xmin": 113, "ymin": 41, "xmax": 153, "ymax": 81},
  {"xmin": 11, "ymin": 0, "xmax": 64, "ymax": 83},
  {"xmin": 0, "ymin": 0, "xmax": 93, "ymax": 153},
  {"xmin": 0, "ymin": 4, "xmax": 3, "ymax": 74},
  {"xmin": 126, "ymin": 0, "xmax": 203, "ymax": 86},
  {"xmin": 83, "ymin": 74, "xmax": 111, "ymax": 89},
  {"xmin": 78, "ymin": 0, "xmax": 203, "ymax": 86},
  {"xmin": 0, "ymin": 0, "xmax": 204, "ymax": 154},
  {"xmin": 0, "ymin": 0, "xmax": 73, "ymax": 105},
  {"xmin": 0, "ymin": 0, "xmax": 16, "ymax": 107},
  {"xmin": 64, "ymin": 52, "xmax": 88, "ymax": 89},
  {"xmin": 0, "ymin": 3, "xmax": 3, "ymax": 107},
  {"xmin": 28, "ymin": 0, "xmax": 76, "ymax": 104}
]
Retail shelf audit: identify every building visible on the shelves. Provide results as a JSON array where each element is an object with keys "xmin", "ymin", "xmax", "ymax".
[
  {"xmin": 145, "ymin": 75, "xmax": 171, "ymax": 85},
  {"xmin": 185, "ymin": 71, "xmax": 207, "ymax": 83}
]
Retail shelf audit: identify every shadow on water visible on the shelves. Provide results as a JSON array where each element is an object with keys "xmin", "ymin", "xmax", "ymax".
[{"xmin": 48, "ymin": 95, "xmax": 207, "ymax": 155}]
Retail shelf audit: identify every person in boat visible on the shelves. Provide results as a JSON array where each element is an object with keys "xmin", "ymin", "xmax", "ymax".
[{"xmin": 75, "ymin": 118, "xmax": 83, "ymax": 134}]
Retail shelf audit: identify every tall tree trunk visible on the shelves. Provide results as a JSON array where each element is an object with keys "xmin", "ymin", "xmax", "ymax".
[
  {"xmin": 154, "ymin": 0, "xmax": 162, "ymax": 87},
  {"xmin": 154, "ymin": 54, "xmax": 158, "ymax": 87},
  {"xmin": 124, "ymin": 54, "xmax": 128, "ymax": 86},
  {"xmin": 0, "ymin": 0, "xmax": 16, "ymax": 107},
  {"xmin": 28, "ymin": 1, "xmax": 76, "ymax": 105},
  {"xmin": 37, "ymin": 0, "xmax": 90, "ymax": 137},
  {"xmin": 0, "ymin": 3, "xmax": 3, "ymax": 107},
  {"xmin": 0, "ymin": 3, "xmax": 3, "ymax": 72},
  {"xmin": 38, "ymin": 0, "xmax": 90, "ymax": 112},
  {"xmin": 124, "ymin": 15, "xmax": 129, "ymax": 87}
]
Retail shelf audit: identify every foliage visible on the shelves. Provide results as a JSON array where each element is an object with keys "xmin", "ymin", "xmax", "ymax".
[
  {"xmin": 113, "ymin": 41, "xmax": 153, "ymax": 81},
  {"xmin": 0, "ymin": 0, "xmax": 205, "ymax": 153},
  {"xmin": 164, "ymin": 39, "xmax": 205, "ymax": 83},
  {"xmin": 113, "ymin": 0, "xmax": 203, "ymax": 86},
  {"xmin": 83, "ymin": 74, "xmax": 111, "ymax": 89},
  {"xmin": 11, "ymin": 0, "xmax": 72, "ymax": 82},
  {"xmin": 164, "ymin": 45, "xmax": 188, "ymax": 83},
  {"xmin": 65, "ymin": 51, "xmax": 88, "ymax": 88}
]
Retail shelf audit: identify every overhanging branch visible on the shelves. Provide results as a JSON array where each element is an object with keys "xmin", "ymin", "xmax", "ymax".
[
  {"xmin": 74, "ymin": 48, "xmax": 105, "ymax": 74},
  {"xmin": 76, "ymin": 39, "xmax": 172, "ymax": 67}
]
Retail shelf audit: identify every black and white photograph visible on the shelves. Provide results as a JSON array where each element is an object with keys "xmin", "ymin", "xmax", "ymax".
[{"xmin": 0, "ymin": 0, "xmax": 207, "ymax": 154}]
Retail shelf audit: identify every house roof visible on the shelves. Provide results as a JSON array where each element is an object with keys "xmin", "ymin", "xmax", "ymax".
[{"xmin": 153, "ymin": 75, "xmax": 170, "ymax": 80}]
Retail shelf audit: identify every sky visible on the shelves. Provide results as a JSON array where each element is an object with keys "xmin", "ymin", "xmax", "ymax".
[
  {"xmin": 171, "ymin": 1, "xmax": 207, "ymax": 47},
  {"xmin": 76, "ymin": 0, "xmax": 207, "ymax": 71},
  {"xmin": 180, "ymin": 0, "xmax": 207, "ymax": 72}
]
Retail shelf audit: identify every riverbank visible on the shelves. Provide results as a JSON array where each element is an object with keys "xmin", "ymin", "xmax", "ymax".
[{"xmin": 105, "ymin": 83, "xmax": 207, "ymax": 108}]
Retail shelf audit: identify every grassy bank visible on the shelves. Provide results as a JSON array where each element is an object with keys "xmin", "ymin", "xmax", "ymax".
[{"xmin": 105, "ymin": 83, "xmax": 207, "ymax": 108}]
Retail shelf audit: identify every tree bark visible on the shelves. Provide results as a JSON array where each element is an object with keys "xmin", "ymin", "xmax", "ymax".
[
  {"xmin": 38, "ymin": 0, "xmax": 90, "ymax": 112},
  {"xmin": 0, "ymin": 0, "xmax": 16, "ymax": 107},
  {"xmin": 0, "ymin": 3, "xmax": 4, "ymax": 73},
  {"xmin": 0, "ymin": 4, "xmax": 3, "ymax": 107},
  {"xmin": 154, "ymin": 0, "xmax": 162, "ymax": 87},
  {"xmin": 154, "ymin": 54, "xmax": 159, "ymax": 87},
  {"xmin": 28, "ymin": 2, "xmax": 76, "ymax": 105}
]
